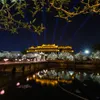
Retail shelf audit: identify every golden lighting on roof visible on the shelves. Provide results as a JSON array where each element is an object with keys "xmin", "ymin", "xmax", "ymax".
[
  {"xmin": 58, "ymin": 46, "xmax": 72, "ymax": 49},
  {"xmin": 66, "ymin": 46, "xmax": 72, "ymax": 49},
  {"xmin": 42, "ymin": 44, "xmax": 56, "ymax": 46},
  {"xmin": 36, "ymin": 44, "xmax": 58, "ymax": 48},
  {"xmin": 29, "ymin": 46, "xmax": 35, "ymax": 49},
  {"xmin": 26, "ymin": 50, "xmax": 29, "ymax": 52},
  {"xmin": 27, "ymin": 49, "xmax": 60, "ymax": 52},
  {"xmin": 27, "ymin": 44, "xmax": 74, "ymax": 53}
]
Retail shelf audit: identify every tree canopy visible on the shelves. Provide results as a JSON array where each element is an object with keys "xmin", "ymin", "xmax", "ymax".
[
  {"xmin": 0, "ymin": 0, "xmax": 100, "ymax": 34},
  {"xmin": 92, "ymin": 44, "xmax": 100, "ymax": 52}
]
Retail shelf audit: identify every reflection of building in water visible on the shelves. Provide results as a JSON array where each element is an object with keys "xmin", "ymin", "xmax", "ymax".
[
  {"xmin": 27, "ymin": 69, "xmax": 100, "ymax": 85},
  {"xmin": 35, "ymin": 69, "xmax": 74, "ymax": 80},
  {"xmin": 26, "ymin": 76, "xmax": 73, "ymax": 86},
  {"xmin": 35, "ymin": 79, "xmax": 58, "ymax": 86},
  {"xmin": 26, "ymin": 44, "xmax": 74, "ymax": 53},
  {"xmin": 35, "ymin": 79, "xmax": 72, "ymax": 86},
  {"xmin": 26, "ymin": 74, "xmax": 74, "ymax": 86},
  {"xmin": 26, "ymin": 69, "xmax": 75, "ymax": 86}
]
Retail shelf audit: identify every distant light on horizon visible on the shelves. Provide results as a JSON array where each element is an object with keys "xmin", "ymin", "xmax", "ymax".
[{"xmin": 84, "ymin": 50, "xmax": 90, "ymax": 54}]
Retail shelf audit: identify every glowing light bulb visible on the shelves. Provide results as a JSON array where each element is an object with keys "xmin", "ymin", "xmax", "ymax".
[
  {"xmin": 84, "ymin": 50, "xmax": 90, "ymax": 54},
  {"xmin": 0, "ymin": 90, "xmax": 5, "ymax": 95},
  {"xmin": 16, "ymin": 82, "xmax": 20, "ymax": 86}
]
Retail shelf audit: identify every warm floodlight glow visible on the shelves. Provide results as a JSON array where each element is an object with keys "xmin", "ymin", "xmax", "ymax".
[{"xmin": 69, "ymin": 71, "xmax": 74, "ymax": 76}]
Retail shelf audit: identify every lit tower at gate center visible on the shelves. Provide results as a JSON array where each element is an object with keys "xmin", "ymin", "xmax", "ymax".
[{"xmin": 26, "ymin": 44, "xmax": 74, "ymax": 53}]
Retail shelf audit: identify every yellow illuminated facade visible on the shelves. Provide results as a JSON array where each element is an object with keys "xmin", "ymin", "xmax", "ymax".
[
  {"xmin": 26, "ymin": 75, "xmax": 73, "ymax": 86},
  {"xmin": 26, "ymin": 44, "xmax": 74, "ymax": 53}
]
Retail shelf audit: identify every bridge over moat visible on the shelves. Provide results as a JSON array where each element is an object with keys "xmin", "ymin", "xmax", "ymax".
[{"xmin": 0, "ymin": 61, "xmax": 100, "ymax": 73}]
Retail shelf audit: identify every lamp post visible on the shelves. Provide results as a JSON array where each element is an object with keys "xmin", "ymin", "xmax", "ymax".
[{"xmin": 84, "ymin": 50, "xmax": 90, "ymax": 55}]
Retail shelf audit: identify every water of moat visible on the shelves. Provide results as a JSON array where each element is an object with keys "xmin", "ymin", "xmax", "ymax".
[{"xmin": 0, "ymin": 67, "xmax": 100, "ymax": 100}]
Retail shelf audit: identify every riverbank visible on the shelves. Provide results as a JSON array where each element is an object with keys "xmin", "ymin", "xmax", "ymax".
[
  {"xmin": 0, "ymin": 71, "xmax": 34, "ymax": 90},
  {"xmin": 0, "ymin": 60, "xmax": 100, "ymax": 90}
]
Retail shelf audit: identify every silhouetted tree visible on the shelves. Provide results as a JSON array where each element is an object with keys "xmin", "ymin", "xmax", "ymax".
[
  {"xmin": 0, "ymin": 0, "xmax": 100, "ymax": 34},
  {"xmin": 92, "ymin": 44, "xmax": 100, "ymax": 52}
]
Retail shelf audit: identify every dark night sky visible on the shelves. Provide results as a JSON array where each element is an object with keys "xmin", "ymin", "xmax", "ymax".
[{"xmin": 0, "ymin": 10, "xmax": 100, "ymax": 53}]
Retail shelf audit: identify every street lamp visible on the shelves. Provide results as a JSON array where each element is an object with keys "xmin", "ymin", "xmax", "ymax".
[{"xmin": 84, "ymin": 50, "xmax": 90, "ymax": 54}]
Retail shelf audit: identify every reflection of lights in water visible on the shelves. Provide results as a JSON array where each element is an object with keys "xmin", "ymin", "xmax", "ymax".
[
  {"xmin": 36, "ymin": 72, "xmax": 40, "ymax": 76},
  {"xmin": 36, "ymin": 71, "xmax": 43, "ymax": 78},
  {"xmin": 58, "ymin": 80, "xmax": 72, "ymax": 84},
  {"xmin": 72, "ymin": 76, "xmax": 74, "ymax": 80},
  {"xmin": 16, "ymin": 82, "xmax": 20, "ymax": 86},
  {"xmin": 26, "ymin": 69, "xmax": 75, "ymax": 85},
  {"xmin": 83, "ymin": 72, "xmax": 87, "ymax": 76},
  {"xmin": 43, "ymin": 69, "xmax": 48, "ymax": 73},
  {"xmin": 38, "ymin": 75, "xmax": 42, "ymax": 78},
  {"xmin": 97, "ymin": 73, "xmax": 99, "ymax": 76},
  {"xmin": 0, "ymin": 90, "xmax": 5, "ymax": 95},
  {"xmin": 18, "ymin": 84, "xmax": 32, "ymax": 89},
  {"xmin": 29, "ymin": 77, "xmax": 33, "ymax": 80},
  {"xmin": 26, "ymin": 77, "xmax": 29, "ymax": 81},
  {"xmin": 33, "ymin": 75, "xmax": 36, "ymax": 79},
  {"xmin": 69, "ymin": 71, "xmax": 74, "ymax": 76},
  {"xmin": 35, "ymin": 79, "xmax": 58, "ymax": 86},
  {"xmin": 35, "ymin": 78, "xmax": 72, "ymax": 86},
  {"xmin": 26, "ymin": 77, "xmax": 33, "ymax": 81},
  {"xmin": 26, "ymin": 69, "xmax": 100, "ymax": 86}
]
